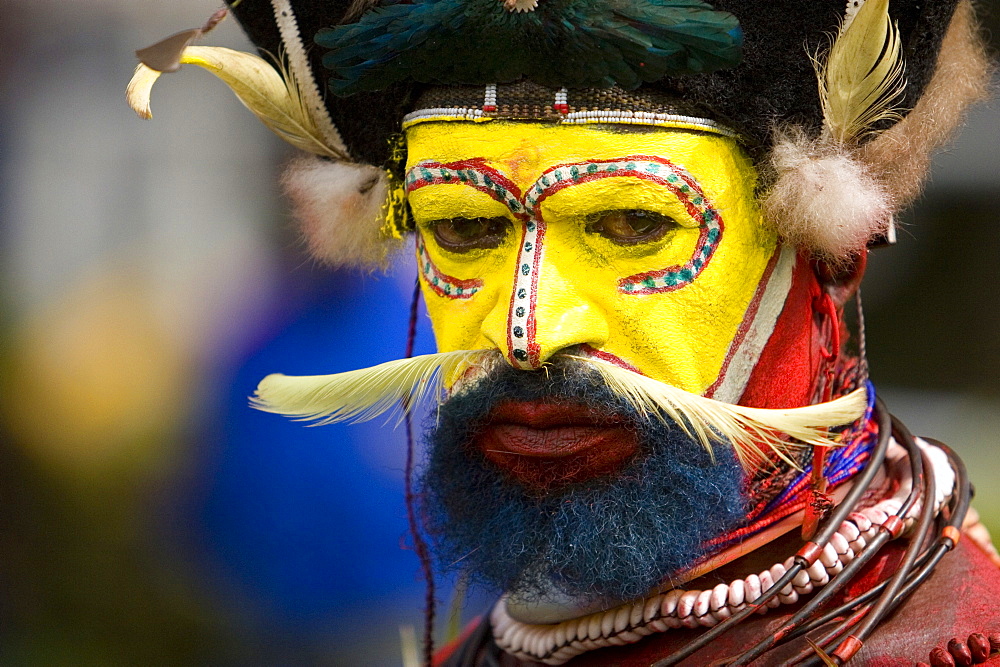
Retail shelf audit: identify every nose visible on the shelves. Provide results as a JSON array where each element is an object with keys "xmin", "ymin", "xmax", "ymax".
[{"xmin": 480, "ymin": 227, "xmax": 610, "ymax": 369}]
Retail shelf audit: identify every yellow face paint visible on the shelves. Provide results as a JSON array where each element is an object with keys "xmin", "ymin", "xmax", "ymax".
[{"xmin": 405, "ymin": 122, "xmax": 782, "ymax": 397}]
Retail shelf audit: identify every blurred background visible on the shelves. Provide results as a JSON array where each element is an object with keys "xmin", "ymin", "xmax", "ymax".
[{"xmin": 0, "ymin": 1, "xmax": 996, "ymax": 665}]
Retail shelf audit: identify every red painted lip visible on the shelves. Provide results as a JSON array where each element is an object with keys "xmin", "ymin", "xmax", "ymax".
[{"xmin": 475, "ymin": 400, "xmax": 639, "ymax": 489}]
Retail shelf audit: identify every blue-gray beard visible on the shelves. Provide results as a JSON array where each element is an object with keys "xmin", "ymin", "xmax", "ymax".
[{"xmin": 419, "ymin": 360, "xmax": 748, "ymax": 605}]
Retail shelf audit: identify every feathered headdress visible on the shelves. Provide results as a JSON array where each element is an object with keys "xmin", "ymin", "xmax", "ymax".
[{"xmin": 127, "ymin": 0, "xmax": 989, "ymax": 265}]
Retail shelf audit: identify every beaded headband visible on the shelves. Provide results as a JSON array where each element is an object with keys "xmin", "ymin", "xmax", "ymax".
[{"xmin": 403, "ymin": 81, "xmax": 737, "ymax": 138}]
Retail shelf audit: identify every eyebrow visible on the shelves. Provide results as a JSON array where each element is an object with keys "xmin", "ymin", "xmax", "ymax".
[
  {"xmin": 406, "ymin": 158, "xmax": 528, "ymax": 219},
  {"xmin": 406, "ymin": 154, "xmax": 710, "ymax": 222}
]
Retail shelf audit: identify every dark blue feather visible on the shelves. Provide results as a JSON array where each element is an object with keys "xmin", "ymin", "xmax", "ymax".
[{"xmin": 317, "ymin": 0, "xmax": 742, "ymax": 95}]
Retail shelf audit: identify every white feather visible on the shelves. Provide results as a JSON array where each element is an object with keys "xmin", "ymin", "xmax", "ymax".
[
  {"xmin": 253, "ymin": 350, "xmax": 868, "ymax": 472},
  {"xmin": 818, "ymin": 0, "xmax": 906, "ymax": 144},
  {"xmin": 252, "ymin": 349, "xmax": 492, "ymax": 425},
  {"xmin": 575, "ymin": 356, "xmax": 868, "ymax": 470}
]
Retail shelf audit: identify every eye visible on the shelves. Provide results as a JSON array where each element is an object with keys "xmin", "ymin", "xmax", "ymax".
[
  {"xmin": 431, "ymin": 217, "xmax": 511, "ymax": 252},
  {"xmin": 587, "ymin": 210, "xmax": 678, "ymax": 245}
]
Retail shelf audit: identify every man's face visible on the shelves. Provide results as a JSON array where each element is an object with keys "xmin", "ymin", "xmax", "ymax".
[
  {"xmin": 404, "ymin": 123, "xmax": 786, "ymax": 602},
  {"xmin": 405, "ymin": 122, "xmax": 782, "ymax": 397}
]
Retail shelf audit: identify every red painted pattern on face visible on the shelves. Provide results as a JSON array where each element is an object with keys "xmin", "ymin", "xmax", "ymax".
[{"xmin": 475, "ymin": 400, "xmax": 639, "ymax": 490}]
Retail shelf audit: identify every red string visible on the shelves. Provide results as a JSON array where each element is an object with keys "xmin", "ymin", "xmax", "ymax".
[
  {"xmin": 403, "ymin": 278, "xmax": 435, "ymax": 665},
  {"xmin": 805, "ymin": 292, "xmax": 841, "ymax": 538}
]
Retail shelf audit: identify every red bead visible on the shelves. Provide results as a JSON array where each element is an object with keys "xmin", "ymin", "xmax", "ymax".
[
  {"xmin": 968, "ymin": 633, "xmax": 989, "ymax": 662},
  {"xmin": 989, "ymin": 632, "xmax": 1000, "ymax": 652},
  {"xmin": 881, "ymin": 514, "xmax": 904, "ymax": 538},
  {"xmin": 931, "ymin": 646, "xmax": 956, "ymax": 667},
  {"xmin": 948, "ymin": 638, "xmax": 973, "ymax": 667}
]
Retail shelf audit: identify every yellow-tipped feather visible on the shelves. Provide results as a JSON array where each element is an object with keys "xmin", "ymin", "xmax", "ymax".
[
  {"xmin": 251, "ymin": 350, "xmax": 491, "ymax": 425},
  {"xmin": 818, "ymin": 0, "xmax": 906, "ymax": 144},
  {"xmin": 574, "ymin": 356, "xmax": 867, "ymax": 471},
  {"xmin": 126, "ymin": 46, "xmax": 347, "ymax": 160}
]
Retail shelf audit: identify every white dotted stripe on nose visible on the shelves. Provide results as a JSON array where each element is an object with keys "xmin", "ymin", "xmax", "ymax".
[{"xmin": 507, "ymin": 219, "xmax": 544, "ymax": 368}]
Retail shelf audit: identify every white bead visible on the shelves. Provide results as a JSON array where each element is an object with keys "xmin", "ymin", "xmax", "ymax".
[
  {"xmin": 508, "ymin": 625, "xmax": 527, "ymax": 651},
  {"xmin": 745, "ymin": 574, "xmax": 762, "ymax": 603},
  {"xmin": 778, "ymin": 588, "xmax": 799, "ymax": 605},
  {"xmin": 554, "ymin": 623, "xmax": 568, "ymax": 648},
  {"xmin": 680, "ymin": 614, "xmax": 701, "ymax": 629},
  {"xmin": 661, "ymin": 588, "xmax": 683, "ymax": 617},
  {"xmin": 829, "ymin": 532, "xmax": 850, "ymax": 557},
  {"xmin": 865, "ymin": 507, "xmax": 888, "ymax": 526},
  {"xmin": 820, "ymin": 543, "xmax": 840, "ymax": 568},
  {"xmin": 808, "ymin": 558, "xmax": 830, "ymax": 586},
  {"xmin": 840, "ymin": 546, "xmax": 856, "ymax": 565},
  {"xmin": 795, "ymin": 579, "xmax": 815, "ymax": 596},
  {"xmin": 694, "ymin": 589, "xmax": 714, "ymax": 618},
  {"xmin": 711, "ymin": 583, "xmax": 729, "ymax": 612},
  {"xmin": 649, "ymin": 618, "xmax": 671, "ymax": 632},
  {"xmin": 644, "ymin": 595, "xmax": 662, "ymax": 622},
  {"xmin": 601, "ymin": 610, "xmax": 616, "ymax": 638},
  {"xmin": 770, "ymin": 562, "xmax": 791, "ymax": 596},
  {"xmin": 850, "ymin": 512, "xmax": 872, "ymax": 534},
  {"xmin": 678, "ymin": 590, "xmax": 700, "ymax": 618},
  {"xmin": 630, "ymin": 600, "xmax": 646, "ymax": 628},
  {"xmin": 618, "ymin": 629, "xmax": 643, "ymax": 642},
  {"xmin": 549, "ymin": 646, "xmax": 576, "ymax": 663},
  {"xmin": 525, "ymin": 629, "xmax": 546, "ymax": 655},
  {"xmin": 530, "ymin": 629, "xmax": 549, "ymax": 659},
  {"xmin": 699, "ymin": 612, "xmax": 720, "ymax": 627},
  {"xmin": 614, "ymin": 604, "xmax": 631, "ymax": 633},
  {"xmin": 728, "ymin": 578, "xmax": 746, "ymax": 607},
  {"xmin": 758, "ymin": 569, "xmax": 773, "ymax": 594},
  {"xmin": 840, "ymin": 520, "xmax": 861, "ymax": 542},
  {"xmin": 588, "ymin": 614, "xmax": 603, "ymax": 640},
  {"xmin": 759, "ymin": 570, "xmax": 780, "ymax": 608}
]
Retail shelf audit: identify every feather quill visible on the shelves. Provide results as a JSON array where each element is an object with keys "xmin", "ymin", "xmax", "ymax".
[
  {"xmin": 126, "ymin": 46, "xmax": 348, "ymax": 160},
  {"xmin": 817, "ymin": 0, "xmax": 906, "ymax": 144}
]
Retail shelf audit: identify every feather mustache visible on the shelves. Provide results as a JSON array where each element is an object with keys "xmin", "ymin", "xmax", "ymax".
[{"xmin": 251, "ymin": 350, "xmax": 868, "ymax": 471}]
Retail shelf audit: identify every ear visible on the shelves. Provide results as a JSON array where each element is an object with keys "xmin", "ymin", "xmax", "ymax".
[{"xmin": 815, "ymin": 251, "xmax": 867, "ymax": 308}]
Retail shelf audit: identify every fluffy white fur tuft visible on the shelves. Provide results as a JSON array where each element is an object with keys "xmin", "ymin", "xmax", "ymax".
[
  {"xmin": 282, "ymin": 156, "xmax": 403, "ymax": 269},
  {"xmin": 763, "ymin": 130, "xmax": 892, "ymax": 263}
]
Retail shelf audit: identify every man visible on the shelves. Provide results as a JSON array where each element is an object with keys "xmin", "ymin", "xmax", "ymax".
[{"xmin": 130, "ymin": 0, "xmax": 1000, "ymax": 663}]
